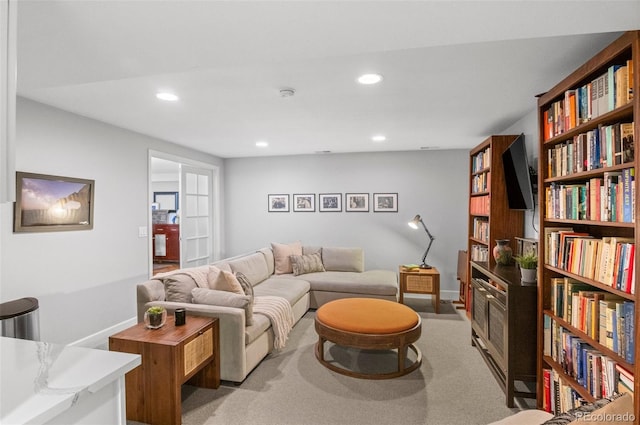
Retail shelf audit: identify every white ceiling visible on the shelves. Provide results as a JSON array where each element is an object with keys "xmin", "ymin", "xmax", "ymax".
[{"xmin": 15, "ymin": 1, "xmax": 640, "ymax": 159}]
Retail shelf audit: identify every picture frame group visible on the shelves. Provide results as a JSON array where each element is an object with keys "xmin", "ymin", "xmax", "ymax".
[{"xmin": 268, "ymin": 193, "xmax": 398, "ymax": 213}]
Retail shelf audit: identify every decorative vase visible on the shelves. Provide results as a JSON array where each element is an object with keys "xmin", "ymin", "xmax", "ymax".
[
  {"xmin": 144, "ymin": 309, "xmax": 167, "ymax": 329},
  {"xmin": 520, "ymin": 267, "xmax": 537, "ymax": 284},
  {"xmin": 493, "ymin": 239, "xmax": 513, "ymax": 265}
]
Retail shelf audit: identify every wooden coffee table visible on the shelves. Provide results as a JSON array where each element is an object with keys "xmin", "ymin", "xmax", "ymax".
[
  {"xmin": 314, "ymin": 298, "xmax": 422, "ymax": 379},
  {"xmin": 109, "ymin": 315, "xmax": 219, "ymax": 425}
]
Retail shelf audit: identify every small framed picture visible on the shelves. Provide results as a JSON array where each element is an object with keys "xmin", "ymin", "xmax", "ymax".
[
  {"xmin": 345, "ymin": 193, "xmax": 369, "ymax": 212},
  {"xmin": 268, "ymin": 194, "xmax": 290, "ymax": 212},
  {"xmin": 293, "ymin": 194, "xmax": 315, "ymax": 212},
  {"xmin": 319, "ymin": 193, "xmax": 342, "ymax": 212},
  {"xmin": 373, "ymin": 193, "xmax": 398, "ymax": 212}
]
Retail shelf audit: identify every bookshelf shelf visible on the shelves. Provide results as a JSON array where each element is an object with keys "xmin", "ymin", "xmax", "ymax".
[{"xmin": 537, "ymin": 31, "xmax": 639, "ymax": 420}]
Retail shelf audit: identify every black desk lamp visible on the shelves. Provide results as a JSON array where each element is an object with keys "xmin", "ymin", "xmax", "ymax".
[{"xmin": 408, "ymin": 214, "xmax": 435, "ymax": 269}]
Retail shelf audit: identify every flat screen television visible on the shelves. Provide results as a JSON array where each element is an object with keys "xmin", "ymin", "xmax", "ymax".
[{"xmin": 502, "ymin": 134, "xmax": 535, "ymax": 210}]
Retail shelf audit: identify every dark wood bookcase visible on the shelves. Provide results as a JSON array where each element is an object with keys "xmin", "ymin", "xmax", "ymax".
[
  {"xmin": 537, "ymin": 31, "xmax": 639, "ymax": 421},
  {"xmin": 466, "ymin": 135, "xmax": 525, "ymax": 312}
]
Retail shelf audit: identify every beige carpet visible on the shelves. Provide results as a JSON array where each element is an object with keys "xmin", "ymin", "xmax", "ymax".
[{"xmin": 165, "ymin": 298, "xmax": 524, "ymax": 425}]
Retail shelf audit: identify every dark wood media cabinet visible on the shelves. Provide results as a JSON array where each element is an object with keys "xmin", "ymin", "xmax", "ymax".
[{"xmin": 470, "ymin": 261, "xmax": 537, "ymax": 407}]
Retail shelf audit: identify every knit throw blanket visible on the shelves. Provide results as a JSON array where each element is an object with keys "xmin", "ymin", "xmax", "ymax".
[{"xmin": 253, "ymin": 296, "xmax": 294, "ymax": 350}]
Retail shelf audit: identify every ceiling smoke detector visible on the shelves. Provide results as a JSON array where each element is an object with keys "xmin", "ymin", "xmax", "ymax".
[{"xmin": 279, "ymin": 88, "xmax": 295, "ymax": 98}]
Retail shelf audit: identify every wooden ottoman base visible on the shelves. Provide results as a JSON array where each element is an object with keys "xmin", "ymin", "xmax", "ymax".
[{"xmin": 314, "ymin": 298, "xmax": 422, "ymax": 379}]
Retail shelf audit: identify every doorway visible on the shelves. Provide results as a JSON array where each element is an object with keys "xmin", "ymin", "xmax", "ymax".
[
  {"xmin": 149, "ymin": 152, "xmax": 220, "ymax": 277},
  {"xmin": 150, "ymin": 157, "xmax": 181, "ymax": 274}
]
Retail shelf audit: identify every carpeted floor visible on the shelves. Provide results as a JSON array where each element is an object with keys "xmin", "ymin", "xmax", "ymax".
[{"xmin": 164, "ymin": 298, "xmax": 523, "ymax": 425}]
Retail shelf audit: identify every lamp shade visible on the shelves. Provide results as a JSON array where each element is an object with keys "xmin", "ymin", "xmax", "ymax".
[{"xmin": 408, "ymin": 215, "xmax": 421, "ymax": 229}]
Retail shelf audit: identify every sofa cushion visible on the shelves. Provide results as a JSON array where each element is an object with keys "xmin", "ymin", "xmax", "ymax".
[
  {"xmin": 235, "ymin": 272, "xmax": 255, "ymax": 325},
  {"xmin": 322, "ymin": 247, "xmax": 364, "ymax": 272},
  {"xmin": 229, "ymin": 252, "xmax": 270, "ymax": 285},
  {"xmin": 275, "ymin": 270, "xmax": 397, "ymax": 296},
  {"xmin": 271, "ymin": 241, "xmax": 303, "ymax": 274},
  {"xmin": 209, "ymin": 260, "xmax": 232, "ymax": 273},
  {"xmin": 162, "ymin": 274, "xmax": 197, "ymax": 303},
  {"xmin": 290, "ymin": 253, "xmax": 326, "ymax": 276},
  {"xmin": 208, "ymin": 268, "xmax": 244, "ymax": 294},
  {"xmin": 257, "ymin": 248, "xmax": 275, "ymax": 276},
  {"xmin": 191, "ymin": 288, "xmax": 253, "ymax": 325},
  {"xmin": 303, "ymin": 246, "xmax": 322, "ymax": 255},
  {"xmin": 253, "ymin": 278, "xmax": 311, "ymax": 306}
]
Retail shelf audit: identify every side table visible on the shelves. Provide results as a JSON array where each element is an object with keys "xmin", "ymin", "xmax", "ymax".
[
  {"xmin": 109, "ymin": 315, "xmax": 220, "ymax": 425},
  {"xmin": 398, "ymin": 266, "xmax": 440, "ymax": 313}
]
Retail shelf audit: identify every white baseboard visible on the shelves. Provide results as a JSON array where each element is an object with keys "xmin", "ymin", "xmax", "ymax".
[{"xmin": 68, "ymin": 317, "xmax": 137, "ymax": 349}]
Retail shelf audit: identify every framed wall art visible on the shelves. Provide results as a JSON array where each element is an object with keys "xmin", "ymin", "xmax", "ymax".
[
  {"xmin": 293, "ymin": 194, "xmax": 315, "ymax": 212},
  {"xmin": 345, "ymin": 193, "xmax": 369, "ymax": 212},
  {"xmin": 318, "ymin": 193, "xmax": 342, "ymax": 212},
  {"xmin": 373, "ymin": 193, "xmax": 398, "ymax": 212},
  {"xmin": 268, "ymin": 194, "xmax": 290, "ymax": 212},
  {"xmin": 14, "ymin": 171, "xmax": 95, "ymax": 233}
]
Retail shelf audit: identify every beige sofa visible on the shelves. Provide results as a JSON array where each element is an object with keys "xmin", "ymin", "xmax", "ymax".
[{"xmin": 136, "ymin": 245, "xmax": 398, "ymax": 383}]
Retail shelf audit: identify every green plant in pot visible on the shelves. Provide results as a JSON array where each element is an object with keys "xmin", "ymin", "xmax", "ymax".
[
  {"xmin": 515, "ymin": 252, "xmax": 538, "ymax": 283},
  {"xmin": 144, "ymin": 306, "xmax": 167, "ymax": 329}
]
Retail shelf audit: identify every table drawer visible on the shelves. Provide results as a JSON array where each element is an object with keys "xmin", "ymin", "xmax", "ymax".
[
  {"xmin": 406, "ymin": 275, "xmax": 434, "ymax": 292},
  {"xmin": 184, "ymin": 328, "xmax": 213, "ymax": 376}
]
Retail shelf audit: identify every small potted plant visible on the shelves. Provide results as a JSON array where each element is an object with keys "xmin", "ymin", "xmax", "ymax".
[
  {"xmin": 144, "ymin": 306, "xmax": 167, "ymax": 329},
  {"xmin": 514, "ymin": 252, "xmax": 538, "ymax": 283}
]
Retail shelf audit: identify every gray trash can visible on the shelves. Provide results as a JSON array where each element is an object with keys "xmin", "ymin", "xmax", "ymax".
[{"xmin": 0, "ymin": 297, "xmax": 40, "ymax": 341}]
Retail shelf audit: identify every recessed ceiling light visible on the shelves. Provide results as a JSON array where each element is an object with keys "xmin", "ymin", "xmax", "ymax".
[
  {"xmin": 156, "ymin": 92, "xmax": 179, "ymax": 102},
  {"xmin": 372, "ymin": 135, "xmax": 387, "ymax": 142},
  {"xmin": 357, "ymin": 74, "xmax": 383, "ymax": 85},
  {"xmin": 256, "ymin": 141, "xmax": 269, "ymax": 148}
]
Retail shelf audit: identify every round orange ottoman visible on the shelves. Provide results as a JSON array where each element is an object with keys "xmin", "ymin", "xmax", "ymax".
[{"xmin": 314, "ymin": 298, "xmax": 422, "ymax": 379}]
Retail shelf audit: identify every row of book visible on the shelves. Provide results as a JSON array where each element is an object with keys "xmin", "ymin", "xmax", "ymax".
[
  {"xmin": 472, "ymin": 217, "xmax": 489, "ymax": 242},
  {"xmin": 469, "ymin": 195, "xmax": 490, "ymax": 216},
  {"xmin": 541, "ymin": 362, "xmax": 633, "ymax": 414},
  {"xmin": 543, "ymin": 320, "xmax": 634, "ymax": 400},
  {"xmin": 544, "ymin": 228, "xmax": 636, "ymax": 293},
  {"xmin": 471, "ymin": 148, "xmax": 490, "ymax": 173},
  {"xmin": 543, "ymin": 60, "xmax": 634, "ymax": 141},
  {"xmin": 545, "ymin": 168, "xmax": 635, "ymax": 223},
  {"xmin": 547, "ymin": 122, "xmax": 634, "ymax": 178},
  {"xmin": 470, "ymin": 244, "xmax": 489, "ymax": 262},
  {"xmin": 471, "ymin": 171, "xmax": 490, "ymax": 194},
  {"xmin": 548, "ymin": 280, "xmax": 635, "ymax": 362}
]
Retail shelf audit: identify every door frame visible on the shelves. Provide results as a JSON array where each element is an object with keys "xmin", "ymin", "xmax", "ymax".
[{"xmin": 148, "ymin": 150, "xmax": 221, "ymax": 277}]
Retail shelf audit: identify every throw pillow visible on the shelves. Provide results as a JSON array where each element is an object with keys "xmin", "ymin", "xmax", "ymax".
[
  {"xmin": 208, "ymin": 266, "xmax": 244, "ymax": 294},
  {"xmin": 191, "ymin": 288, "xmax": 252, "ymax": 326},
  {"xmin": 271, "ymin": 241, "xmax": 303, "ymax": 274},
  {"xmin": 290, "ymin": 253, "xmax": 325, "ymax": 276},
  {"xmin": 162, "ymin": 273, "xmax": 197, "ymax": 303},
  {"xmin": 235, "ymin": 272, "xmax": 255, "ymax": 325},
  {"xmin": 322, "ymin": 246, "xmax": 364, "ymax": 272}
]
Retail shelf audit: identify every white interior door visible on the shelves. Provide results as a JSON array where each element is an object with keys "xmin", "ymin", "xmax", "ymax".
[{"xmin": 180, "ymin": 165, "xmax": 213, "ymax": 268}]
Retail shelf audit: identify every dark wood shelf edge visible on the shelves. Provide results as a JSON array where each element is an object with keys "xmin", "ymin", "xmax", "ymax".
[{"xmin": 542, "ymin": 265, "xmax": 635, "ymax": 301}]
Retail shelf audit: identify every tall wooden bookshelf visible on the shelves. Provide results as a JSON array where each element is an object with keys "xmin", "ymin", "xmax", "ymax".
[
  {"xmin": 537, "ymin": 31, "xmax": 639, "ymax": 420},
  {"xmin": 466, "ymin": 135, "xmax": 525, "ymax": 311}
]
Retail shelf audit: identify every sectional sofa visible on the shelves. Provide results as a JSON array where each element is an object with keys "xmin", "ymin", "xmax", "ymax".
[{"xmin": 136, "ymin": 243, "xmax": 398, "ymax": 382}]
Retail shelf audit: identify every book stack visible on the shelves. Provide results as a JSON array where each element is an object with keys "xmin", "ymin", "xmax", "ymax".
[
  {"xmin": 547, "ymin": 122, "xmax": 634, "ymax": 177},
  {"xmin": 469, "ymin": 195, "xmax": 490, "ymax": 215},
  {"xmin": 544, "ymin": 228, "xmax": 636, "ymax": 294},
  {"xmin": 548, "ymin": 278, "xmax": 635, "ymax": 361},
  {"xmin": 544, "ymin": 61, "xmax": 634, "ymax": 141},
  {"xmin": 471, "ymin": 148, "xmax": 491, "ymax": 173}
]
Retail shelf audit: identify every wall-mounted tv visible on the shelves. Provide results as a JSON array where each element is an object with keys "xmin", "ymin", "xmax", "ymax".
[{"xmin": 502, "ymin": 134, "xmax": 535, "ymax": 211}]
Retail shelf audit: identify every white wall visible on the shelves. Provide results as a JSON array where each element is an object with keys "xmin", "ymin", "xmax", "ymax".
[
  {"xmin": 224, "ymin": 150, "xmax": 469, "ymax": 299},
  {"xmin": 0, "ymin": 98, "xmax": 223, "ymax": 344}
]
